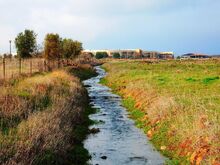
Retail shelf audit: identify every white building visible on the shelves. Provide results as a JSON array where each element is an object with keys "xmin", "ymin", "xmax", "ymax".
[
  {"xmin": 83, "ymin": 49, "xmax": 174, "ymax": 59},
  {"xmin": 83, "ymin": 49, "xmax": 142, "ymax": 58}
]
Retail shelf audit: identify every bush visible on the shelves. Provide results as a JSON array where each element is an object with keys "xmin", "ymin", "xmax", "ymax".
[
  {"xmin": 95, "ymin": 52, "xmax": 108, "ymax": 59},
  {"xmin": 113, "ymin": 53, "xmax": 120, "ymax": 59}
]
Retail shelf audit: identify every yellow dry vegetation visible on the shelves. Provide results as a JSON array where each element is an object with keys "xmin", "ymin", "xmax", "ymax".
[{"xmin": 0, "ymin": 69, "xmax": 88, "ymax": 164}]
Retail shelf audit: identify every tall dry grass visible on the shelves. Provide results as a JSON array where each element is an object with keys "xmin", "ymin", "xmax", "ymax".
[{"xmin": 0, "ymin": 67, "xmax": 89, "ymax": 164}]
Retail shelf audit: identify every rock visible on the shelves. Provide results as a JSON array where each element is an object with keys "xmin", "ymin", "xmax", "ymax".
[
  {"xmin": 160, "ymin": 146, "xmax": 166, "ymax": 151},
  {"xmin": 103, "ymin": 96, "xmax": 109, "ymax": 99},
  {"xmin": 84, "ymin": 85, "xmax": 91, "ymax": 88},
  {"xmin": 99, "ymin": 120, "xmax": 105, "ymax": 124},
  {"xmin": 89, "ymin": 128, "xmax": 100, "ymax": 134},
  {"xmin": 147, "ymin": 130, "xmax": 153, "ymax": 139},
  {"xmin": 101, "ymin": 156, "xmax": 107, "ymax": 160}
]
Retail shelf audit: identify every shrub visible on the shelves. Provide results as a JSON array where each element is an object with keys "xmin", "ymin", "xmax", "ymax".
[
  {"xmin": 95, "ymin": 52, "xmax": 108, "ymax": 59},
  {"xmin": 113, "ymin": 53, "xmax": 120, "ymax": 59}
]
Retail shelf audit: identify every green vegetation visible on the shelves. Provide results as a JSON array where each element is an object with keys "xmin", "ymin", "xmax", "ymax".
[
  {"xmin": 44, "ymin": 33, "xmax": 83, "ymax": 60},
  {"xmin": 15, "ymin": 29, "xmax": 37, "ymax": 58},
  {"xmin": 13, "ymin": 29, "xmax": 83, "ymax": 61},
  {"xmin": 102, "ymin": 59, "xmax": 220, "ymax": 164},
  {"xmin": 61, "ymin": 38, "xmax": 83, "ymax": 59},
  {"xmin": 95, "ymin": 52, "xmax": 108, "ymax": 59},
  {"xmin": 69, "ymin": 64, "xmax": 97, "ymax": 80},
  {"xmin": 0, "ymin": 64, "xmax": 97, "ymax": 164},
  {"xmin": 113, "ymin": 53, "xmax": 120, "ymax": 59},
  {"xmin": 44, "ymin": 33, "xmax": 62, "ymax": 59}
]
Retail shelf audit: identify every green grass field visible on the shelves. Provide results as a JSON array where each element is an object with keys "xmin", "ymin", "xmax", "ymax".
[{"xmin": 102, "ymin": 59, "xmax": 220, "ymax": 164}]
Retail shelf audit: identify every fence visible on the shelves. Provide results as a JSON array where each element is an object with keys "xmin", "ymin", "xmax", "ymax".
[{"xmin": 0, "ymin": 58, "xmax": 74, "ymax": 81}]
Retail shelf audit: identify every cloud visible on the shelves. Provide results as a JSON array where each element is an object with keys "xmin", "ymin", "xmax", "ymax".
[
  {"xmin": 28, "ymin": 8, "xmax": 119, "ymax": 42},
  {"xmin": 0, "ymin": 0, "xmax": 220, "ymax": 54}
]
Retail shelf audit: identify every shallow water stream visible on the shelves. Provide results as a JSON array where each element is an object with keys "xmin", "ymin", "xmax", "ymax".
[{"xmin": 83, "ymin": 66, "xmax": 165, "ymax": 165}]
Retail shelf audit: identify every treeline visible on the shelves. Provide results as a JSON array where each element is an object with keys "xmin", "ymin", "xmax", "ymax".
[
  {"xmin": 1, "ymin": 29, "xmax": 83, "ymax": 60},
  {"xmin": 95, "ymin": 52, "xmax": 120, "ymax": 59}
]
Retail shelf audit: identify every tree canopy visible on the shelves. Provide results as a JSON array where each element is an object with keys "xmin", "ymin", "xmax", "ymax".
[
  {"xmin": 62, "ymin": 39, "xmax": 83, "ymax": 59},
  {"xmin": 44, "ymin": 33, "xmax": 62, "ymax": 60},
  {"xmin": 15, "ymin": 29, "xmax": 37, "ymax": 58},
  {"xmin": 95, "ymin": 52, "xmax": 108, "ymax": 59},
  {"xmin": 113, "ymin": 53, "xmax": 120, "ymax": 59}
]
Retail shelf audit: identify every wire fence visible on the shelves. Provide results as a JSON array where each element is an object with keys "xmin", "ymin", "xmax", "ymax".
[{"xmin": 0, "ymin": 58, "xmax": 76, "ymax": 81}]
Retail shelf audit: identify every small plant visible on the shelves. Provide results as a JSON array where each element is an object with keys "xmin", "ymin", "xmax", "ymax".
[
  {"xmin": 202, "ymin": 76, "xmax": 219, "ymax": 84},
  {"xmin": 185, "ymin": 77, "xmax": 198, "ymax": 82}
]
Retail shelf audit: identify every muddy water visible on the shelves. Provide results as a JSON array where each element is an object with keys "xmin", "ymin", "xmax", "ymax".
[{"xmin": 83, "ymin": 66, "xmax": 165, "ymax": 165}]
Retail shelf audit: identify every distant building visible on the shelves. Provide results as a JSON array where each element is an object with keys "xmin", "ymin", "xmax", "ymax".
[
  {"xmin": 83, "ymin": 49, "xmax": 174, "ymax": 59},
  {"xmin": 211, "ymin": 55, "xmax": 220, "ymax": 59},
  {"xmin": 83, "ymin": 49, "xmax": 142, "ymax": 58},
  {"xmin": 142, "ymin": 51, "xmax": 160, "ymax": 59},
  {"xmin": 181, "ymin": 53, "xmax": 210, "ymax": 59},
  {"xmin": 158, "ymin": 52, "xmax": 174, "ymax": 59}
]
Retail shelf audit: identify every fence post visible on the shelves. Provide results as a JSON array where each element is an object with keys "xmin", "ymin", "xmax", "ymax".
[
  {"xmin": 47, "ymin": 60, "xmax": 52, "ymax": 71},
  {"xmin": 30, "ymin": 59, "xmax": 32, "ymax": 75},
  {"xmin": 44, "ymin": 60, "xmax": 47, "ymax": 72},
  {"xmin": 3, "ymin": 57, "xmax": 5, "ymax": 80},
  {"xmin": 19, "ymin": 58, "xmax": 21, "ymax": 76},
  {"xmin": 57, "ymin": 58, "xmax": 60, "ymax": 69}
]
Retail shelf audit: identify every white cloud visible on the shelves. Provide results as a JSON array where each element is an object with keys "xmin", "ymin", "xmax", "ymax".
[
  {"xmin": 27, "ymin": 7, "xmax": 119, "ymax": 42},
  {"xmin": 0, "ymin": 0, "xmax": 220, "ymax": 54}
]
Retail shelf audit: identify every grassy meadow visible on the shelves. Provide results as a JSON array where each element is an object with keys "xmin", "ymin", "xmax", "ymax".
[
  {"xmin": 102, "ymin": 59, "xmax": 220, "ymax": 164},
  {"xmin": 0, "ymin": 64, "xmax": 96, "ymax": 165}
]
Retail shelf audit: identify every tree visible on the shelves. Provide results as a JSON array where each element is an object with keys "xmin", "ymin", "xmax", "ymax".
[
  {"xmin": 113, "ymin": 53, "xmax": 120, "ymax": 59},
  {"xmin": 62, "ymin": 39, "xmax": 83, "ymax": 59},
  {"xmin": 44, "ymin": 33, "xmax": 62, "ymax": 60},
  {"xmin": 72, "ymin": 40, "xmax": 83, "ymax": 57},
  {"xmin": 15, "ymin": 29, "xmax": 37, "ymax": 58},
  {"xmin": 95, "ymin": 52, "xmax": 108, "ymax": 59}
]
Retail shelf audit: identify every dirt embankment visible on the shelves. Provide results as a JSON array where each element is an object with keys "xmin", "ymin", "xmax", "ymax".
[{"xmin": 0, "ymin": 64, "xmax": 97, "ymax": 165}]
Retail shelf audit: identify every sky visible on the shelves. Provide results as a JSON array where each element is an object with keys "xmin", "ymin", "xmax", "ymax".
[{"xmin": 0, "ymin": 0, "xmax": 220, "ymax": 56}]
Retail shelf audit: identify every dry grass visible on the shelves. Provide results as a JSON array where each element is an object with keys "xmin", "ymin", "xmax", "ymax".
[
  {"xmin": 0, "ymin": 58, "xmax": 45, "ymax": 80},
  {"xmin": 102, "ymin": 59, "xmax": 220, "ymax": 164},
  {"xmin": 0, "ymin": 67, "xmax": 89, "ymax": 164},
  {"xmin": 0, "ymin": 56, "xmax": 100, "ymax": 83}
]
